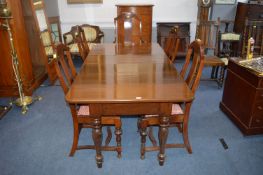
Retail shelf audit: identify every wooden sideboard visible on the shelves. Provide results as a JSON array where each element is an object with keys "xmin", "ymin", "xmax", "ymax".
[
  {"xmin": 116, "ymin": 4, "xmax": 153, "ymax": 43},
  {"xmin": 220, "ymin": 58, "xmax": 263, "ymax": 135},
  {"xmin": 234, "ymin": 2, "xmax": 263, "ymax": 57},
  {"xmin": 157, "ymin": 22, "xmax": 190, "ymax": 57}
]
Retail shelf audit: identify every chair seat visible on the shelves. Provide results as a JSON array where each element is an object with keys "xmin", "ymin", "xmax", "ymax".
[
  {"xmin": 88, "ymin": 43, "xmax": 95, "ymax": 50},
  {"xmin": 145, "ymin": 103, "xmax": 183, "ymax": 117},
  {"xmin": 204, "ymin": 55, "xmax": 225, "ymax": 66},
  {"xmin": 220, "ymin": 58, "xmax": 228, "ymax": 66},
  {"xmin": 45, "ymin": 46, "xmax": 54, "ymax": 56},
  {"xmin": 69, "ymin": 43, "xmax": 79, "ymax": 53},
  {"xmin": 77, "ymin": 105, "xmax": 90, "ymax": 116},
  {"xmin": 171, "ymin": 104, "xmax": 184, "ymax": 115}
]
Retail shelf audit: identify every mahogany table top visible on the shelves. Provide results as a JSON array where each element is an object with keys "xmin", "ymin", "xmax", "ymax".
[{"xmin": 66, "ymin": 43, "xmax": 194, "ymax": 105}]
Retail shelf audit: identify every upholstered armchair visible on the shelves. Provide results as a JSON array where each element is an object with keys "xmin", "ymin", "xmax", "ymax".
[
  {"xmin": 63, "ymin": 27, "xmax": 80, "ymax": 55},
  {"xmin": 40, "ymin": 29, "xmax": 54, "ymax": 58},
  {"xmin": 81, "ymin": 24, "xmax": 104, "ymax": 43}
]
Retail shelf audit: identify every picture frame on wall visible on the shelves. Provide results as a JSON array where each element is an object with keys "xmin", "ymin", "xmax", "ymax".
[
  {"xmin": 67, "ymin": 0, "xmax": 103, "ymax": 4},
  {"xmin": 215, "ymin": 0, "xmax": 236, "ymax": 4}
]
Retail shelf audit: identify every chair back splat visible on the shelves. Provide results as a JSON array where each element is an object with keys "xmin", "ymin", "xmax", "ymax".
[
  {"xmin": 54, "ymin": 43, "xmax": 77, "ymax": 94},
  {"xmin": 164, "ymin": 26, "xmax": 181, "ymax": 63},
  {"xmin": 114, "ymin": 12, "xmax": 144, "ymax": 45}
]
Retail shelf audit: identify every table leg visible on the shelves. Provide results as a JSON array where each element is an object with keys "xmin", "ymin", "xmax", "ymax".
[
  {"xmin": 92, "ymin": 117, "xmax": 103, "ymax": 168},
  {"xmin": 158, "ymin": 116, "xmax": 169, "ymax": 166}
]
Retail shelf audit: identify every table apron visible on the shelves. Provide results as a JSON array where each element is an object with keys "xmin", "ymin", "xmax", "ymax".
[{"xmin": 85, "ymin": 102, "xmax": 174, "ymax": 116}]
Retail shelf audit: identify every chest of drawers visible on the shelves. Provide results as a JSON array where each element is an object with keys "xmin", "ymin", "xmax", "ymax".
[{"xmin": 220, "ymin": 59, "xmax": 263, "ymax": 135}]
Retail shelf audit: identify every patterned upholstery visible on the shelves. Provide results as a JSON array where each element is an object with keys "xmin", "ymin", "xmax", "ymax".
[
  {"xmin": 40, "ymin": 30, "xmax": 54, "ymax": 56},
  {"xmin": 145, "ymin": 103, "xmax": 183, "ymax": 117},
  {"xmin": 82, "ymin": 26, "xmax": 97, "ymax": 42},
  {"xmin": 40, "ymin": 31, "xmax": 52, "ymax": 47},
  {"xmin": 77, "ymin": 105, "xmax": 90, "ymax": 116},
  {"xmin": 64, "ymin": 33, "xmax": 74, "ymax": 44},
  {"xmin": 68, "ymin": 43, "xmax": 79, "ymax": 53},
  {"xmin": 45, "ymin": 46, "xmax": 54, "ymax": 56},
  {"xmin": 221, "ymin": 33, "xmax": 241, "ymax": 41},
  {"xmin": 88, "ymin": 43, "xmax": 95, "ymax": 50}
]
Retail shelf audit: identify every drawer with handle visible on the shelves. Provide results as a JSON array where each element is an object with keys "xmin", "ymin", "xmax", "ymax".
[{"xmin": 251, "ymin": 103, "xmax": 263, "ymax": 128}]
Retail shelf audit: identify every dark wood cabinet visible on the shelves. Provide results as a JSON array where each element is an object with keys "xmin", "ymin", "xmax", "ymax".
[
  {"xmin": 157, "ymin": 22, "xmax": 190, "ymax": 57},
  {"xmin": 234, "ymin": 2, "xmax": 263, "ymax": 57},
  {"xmin": 220, "ymin": 59, "xmax": 263, "ymax": 135},
  {"xmin": 0, "ymin": 0, "xmax": 50, "ymax": 97},
  {"xmin": 116, "ymin": 4, "xmax": 153, "ymax": 44},
  {"xmin": 234, "ymin": 2, "xmax": 263, "ymax": 33}
]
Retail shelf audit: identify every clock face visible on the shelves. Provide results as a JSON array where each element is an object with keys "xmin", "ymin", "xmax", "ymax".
[{"xmin": 200, "ymin": 0, "xmax": 213, "ymax": 7}]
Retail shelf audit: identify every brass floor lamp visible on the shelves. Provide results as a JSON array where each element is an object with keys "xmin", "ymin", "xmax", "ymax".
[{"xmin": 0, "ymin": 0, "xmax": 41, "ymax": 115}]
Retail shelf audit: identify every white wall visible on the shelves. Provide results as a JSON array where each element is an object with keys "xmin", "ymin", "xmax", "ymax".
[
  {"xmin": 45, "ymin": 0, "xmax": 59, "ymax": 17},
  {"xmin": 58, "ymin": 0, "xmax": 198, "ymax": 41},
  {"xmin": 57, "ymin": 0, "xmax": 248, "ymax": 42}
]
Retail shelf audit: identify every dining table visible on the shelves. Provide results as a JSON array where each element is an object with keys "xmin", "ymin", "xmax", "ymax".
[{"xmin": 65, "ymin": 43, "xmax": 194, "ymax": 167}]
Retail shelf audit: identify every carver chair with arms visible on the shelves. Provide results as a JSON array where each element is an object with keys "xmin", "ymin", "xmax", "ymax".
[
  {"xmin": 63, "ymin": 25, "xmax": 89, "ymax": 61},
  {"xmin": 40, "ymin": 29, "xmax": 55, "ymax": 58},
  {"xmin": 54, "ymin": 43, "xmax": 122, "ymax": 161},
  {"xmin": 138, "ymin": 39, "xmax": 205, "ymax": 161},
  {"xmin": 114, "ymin": 12, "xmax": 144, "ymax": 45},
  {"xmin": 81, "ymin": 24, "xmax": 104, "ymax": 43}
]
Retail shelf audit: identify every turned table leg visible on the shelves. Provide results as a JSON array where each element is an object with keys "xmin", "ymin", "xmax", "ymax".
[
  {"xmin": 92, "ymin": 117, "xmax": 103, "ymax": 168},
  {"xmin": 158, "ymin": 115, "xmax": 169, "ymax": 166}
]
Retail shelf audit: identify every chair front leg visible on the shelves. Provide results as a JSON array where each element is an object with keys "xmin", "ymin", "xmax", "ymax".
[
  {"xmin": 158, "ymin": 115, "xmax": 169, "ymax": 166},
  {"xmin": 114, "ymin": 119, "xmax": 122, "ymax": 158},
  {"xmin": 183, "ymin": 103, "xmax": 192, "ymax": 154},
  {"xmin": 69, "ymin": 104, "xmax": 79, "ymax": 157},
  {"xmin": 139, "ymin": 119, "xmax": 148, "ymax": 160},
  {"xmin": 105, "ymin": 126, "xmax": 112, "ymax": 146}
]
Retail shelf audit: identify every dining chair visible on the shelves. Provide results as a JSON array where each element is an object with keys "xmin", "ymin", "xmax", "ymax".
[
  {"xmin": 63, "ymin": 25, "xmax": 89, "ymax": 61},
  {"xmin": 218, "ymin": 31, "xmax": 241, "ymax": 64},
  {"xmin": 54, "ymin": 43, "xmax": 122, "ymax": 159},
  {"xmin": 138, "ymin": 39, "xmax": 205, "ymax": 160},
  {"xmin": 163, "ymin": 26, "xmax": 181, "ymax": 63},
  {"xmin": 114, "ymin": 12, "xmax": 144, "ymax": 45},
  {"xmin": 196, "ymin": 18, "xmax": 225, "ymax": 88}
]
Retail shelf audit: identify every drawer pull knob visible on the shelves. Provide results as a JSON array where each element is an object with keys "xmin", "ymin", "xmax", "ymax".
[
  {"xmin": 258, "ymin": 106, "xmax": 263, "ymax": 110},
  {"xmin": 256, "ymin": 119, "xmax": 260, "ymax": 123}
]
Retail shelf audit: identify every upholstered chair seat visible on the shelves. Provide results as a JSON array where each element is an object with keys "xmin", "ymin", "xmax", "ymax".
[
  {"xmin": 171, "ymin": 103, "xmax": 184, "ymax": 115},
  {"xmin": 77, "ymin": 105, "xmax": 90, "ymax": 116},
  {"xmin": 44, "ymin": 46, "xmax": 54, "ymax": 56},
  {"xmin": 41, "ymin": 30, "xmax": 54, "ymax": 56},
  {"xmin": 68, "ymin": 43, "xmax": 79, "ymax": 53}
]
